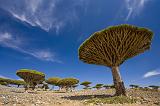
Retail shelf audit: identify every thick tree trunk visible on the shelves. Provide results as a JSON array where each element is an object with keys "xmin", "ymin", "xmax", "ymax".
[{"xmin": 111, "ymin": 66, "xmax": 126, "ymax": 96}]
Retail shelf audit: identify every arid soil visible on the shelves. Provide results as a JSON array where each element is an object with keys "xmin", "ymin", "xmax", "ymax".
[{"xmin": 0, "ymin": 85, "xmax": 160, "ymax": 106}]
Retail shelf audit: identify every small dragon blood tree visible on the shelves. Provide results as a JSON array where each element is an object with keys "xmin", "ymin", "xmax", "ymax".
[
  {"xmin": 16, "ymin": 69, "xmax": 45, "ymax": 91},
  {"xmin": 93, "ymin": 84, "xmax": 104, "ymax": 90},
  {"xmin": 58, "ymin": 78, "xmax": 79, "ymax": 92},
  {"xmin": 129, "ymin": 84, "xmax": 139, "ymax": 89},
  {"xmin": 46, "ymin": 77, "xmax": 61, "ymax": 90},
  {"xmin": 80, "ymin": 81, "xmax": 92, "ymax": 89},
  {"xmin": 79, "ymin": 24, "xmax": 153, "ymax": 96},
  {"xmin": 149, "ymin": 85, "xmax": 159, "ymax": 91}
]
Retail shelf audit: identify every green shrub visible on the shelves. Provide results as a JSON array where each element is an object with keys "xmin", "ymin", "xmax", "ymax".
[{"xmin": 85, "ymin": 96, "xmax": 137, "ymax": 105}]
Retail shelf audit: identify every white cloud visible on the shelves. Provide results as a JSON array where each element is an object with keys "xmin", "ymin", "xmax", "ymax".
[
  {"xmin": 0, "ymin": 0, "xmax": 88, "ymax": 33},
  {"xmin": 0, "ymin": 32, "xmax": 59, "ymax": 62},
  {"xmin": 124, "ymin": 0, "xmax": 150, "ymax": 21},
  {"xmin": 0, "ymin": 75, "xmax": 10, "ymax": 79},
  {"xmin": 143, "ymin": 70, "xmax": 160, "ymax": 78},
  {"xmin": 28, "ymin": 50, "xmax": 61, "ymax": 63},
  {"xmin": 0, "ymin": 32, "xmax": 23, "ymax": 50}
]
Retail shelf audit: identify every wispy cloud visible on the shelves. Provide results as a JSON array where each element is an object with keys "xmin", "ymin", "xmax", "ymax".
[
  {"xmin": 0, "ymin": 32, "xmax": 60, "ymax": 62},
  {"xmin": 0, "ymin": 75, "xmax": 10, "ymax": 79},
  {"xmin": 0, "ymin": 0, "xmax": 88, "ymax": 33},
  {"xmin": 143, "ymin": 70, "xmax": 160, "ymax": 78},
  {"xmin": 124, "ymin": 0, "xmax": 150, "ymax": 21}
]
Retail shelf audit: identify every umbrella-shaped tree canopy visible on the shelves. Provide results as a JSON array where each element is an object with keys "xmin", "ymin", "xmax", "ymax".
[
  {"xmin": 58, "ymin": 78, "xmax": 79, "ymax": 87},
  {"xmin": 80, "ymin": 81, "xmax": 92, "ymax": 89},
  {"xmin": 93, "ymin": 84, "xmax": 103, "ymax": 90},
  {"xmin": 79, "ymin": 24, "xmax": 153, "ymax": 67},
  {"xmin": 16, "ymin": 69, "xmax": 45, "ymax": 90},
  {"xmin": 46, "ymin": 77, "xmax": 61, "ymax": 86}
]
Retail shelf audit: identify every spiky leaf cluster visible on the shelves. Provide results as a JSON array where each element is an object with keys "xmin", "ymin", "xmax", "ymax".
[{"xmin": 79, "ymin": 24, "xmax": 153, "ymax": 67}]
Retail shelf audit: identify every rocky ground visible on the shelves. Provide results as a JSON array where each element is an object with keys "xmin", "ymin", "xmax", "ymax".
[{"xmin": 0, "ymin": 85, "xmax": 160, "ymax": 106}]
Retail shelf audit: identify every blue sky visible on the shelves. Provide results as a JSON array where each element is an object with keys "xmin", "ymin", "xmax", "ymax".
[{"xmin": 0, "ymin": 0, "xmax": 160, "ymax": 88}]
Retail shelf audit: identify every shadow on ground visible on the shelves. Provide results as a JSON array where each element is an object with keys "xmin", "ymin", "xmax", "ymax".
[{"xmin": 62, "ymin": 94, "xmax": 113, "ymax": 100}]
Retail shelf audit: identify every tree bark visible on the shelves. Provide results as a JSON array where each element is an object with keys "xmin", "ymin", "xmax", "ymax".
[{"xmin": 111, "ymin": 66, "xmax": 126, "ymax": 96}]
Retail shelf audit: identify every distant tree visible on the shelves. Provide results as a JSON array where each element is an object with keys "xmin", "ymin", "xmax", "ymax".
[
  {"xmin": 143, "ymin": 87, "xmax": 150, "ymax": 91},
  {"xmin": 129, "ymin": 85, "xmax": 139, "ymax": 89},
  {"xmin": 46, "ymin": 77, "xmax": 61, "ymax": 90},
  {"xmin": 16, "ymin": 69, "xmax": 45, "ymax": 91},
  {"xmin": 149, "ymin": 85, "xmax": 159, "ymax": 91},
  {"xmin": 0, "ymin": 81, "xmax": 8, "ymax": 86},
  {"xmin": 80, "ymin": 81, "xmax": 92, "ymax": 89},
  {"xmin": 0, "ymin": 77, "xmax": 8, "ymax": 86},
  {"xmin": 58, "ymin": 78, "xmax": 79, "ymax": 92},
  {"xmin": 0, "ymin": 77, "xmax": 12, "ymax": 86},
  {"xmin": 10, "ymin": 80, "xmax": 26, "ymax": 88},
  {"xmin": 79, "ymin": 24, "xmax": 153, "ymax": 96},
  {"xmin": 93, "ymin": 84, "xmax": 103, "ymax": 90},
  {"xmin": 103, "ymin": 84, "xmax": 115, "ymax": 89},
  {"xmin": 0, "ymin": 77, "xmax": 26, "ymax": 88}
]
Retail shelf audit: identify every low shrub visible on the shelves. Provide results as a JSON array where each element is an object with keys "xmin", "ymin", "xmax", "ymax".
[{"xmin": 84, "ymin": 96, "xmax": 137, "ymax": 105}]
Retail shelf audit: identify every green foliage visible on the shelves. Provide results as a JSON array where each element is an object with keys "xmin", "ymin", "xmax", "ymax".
[
  {"xmin": 80, "ymin": 81, "xmax": 92, "ymax": 89},
  {"xmin": 58, "ymin": 78, "xmax": 79, "ymax": 91},
  {"xmin": 17, "ymin": 69, "xmax": 45, "ymax": 76},
  {"xmin": 103, "ymin": 84, "xmax": 114, "ymax": 89},
  {"xmin": 85, "ymin": 96, "xmax": 137, "ymax": 105},
  {"xmin": 0, "ymin": 81, "xmax": 8, "ymax": 85},
  {"xmin": 58, "ymin": 78, "xmax": 79, "ymax": 87},
  {"xmin": 0, "ymin": 77, "xmax": 12, "ymax": 85},
  {"xmin": 93, "ymin": 84, "xmax": 103, "ymax": 89},
  {"xmin": 46, "ymin": 77, "xmax": 61, "ymax": 86},
  {"xmin": 149, "ymin": 85, "xmax": 159, "ymax": 90},
  {"xmin": 129, "ymin": 85, "xmax": 139, "ymax": 88},
  {"xmin": 79, "ymin": 24, "xmax": 153, "ymax": 67},
  {"xmin": 0, "ymin": 77, "xmax": 25, "ymax": 87},
  {"xmin": 10, "ymin": 80, "xmax": 26, "ymax": 86},
  {"xmin": 16, "ymin": 69, "xmax": 45, "ymax": 90}
]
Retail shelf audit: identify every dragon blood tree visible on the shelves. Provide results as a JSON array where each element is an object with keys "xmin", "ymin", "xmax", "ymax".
[
  {"xmin": 93, "ymin": 84, "xmax": 103, "ymax": 90},
  {"xmin": 46, "ymin": 77, "xmax": 61, "ymax": 90},
  {"xmin": 78, "ymin": 24, "xmax": 153, "ymax": 96},
  {"xmin": 16, "ymin": 69, "xmax": 45, "ymax": 90},
  {"xmin": 149, "ymin": 85, "xmax": 159, "ymax": 91},
  {"xmin": 129, "ymin": 84, "xmax": 139, "ymax": 89},
  {"xmin": 103, "ymin": 84, "xmax": 115, "ymax": 89},
  {"xmin": 80, "ymin": 81, "xmax": 92, "ymax": 89},
  {"xmin": 11, "ymin": 80, "xmax": 26, "ymax": 88},
  {"xmin": 58, "ymin": 78, "xmax": 79, "ymax": 92}
]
